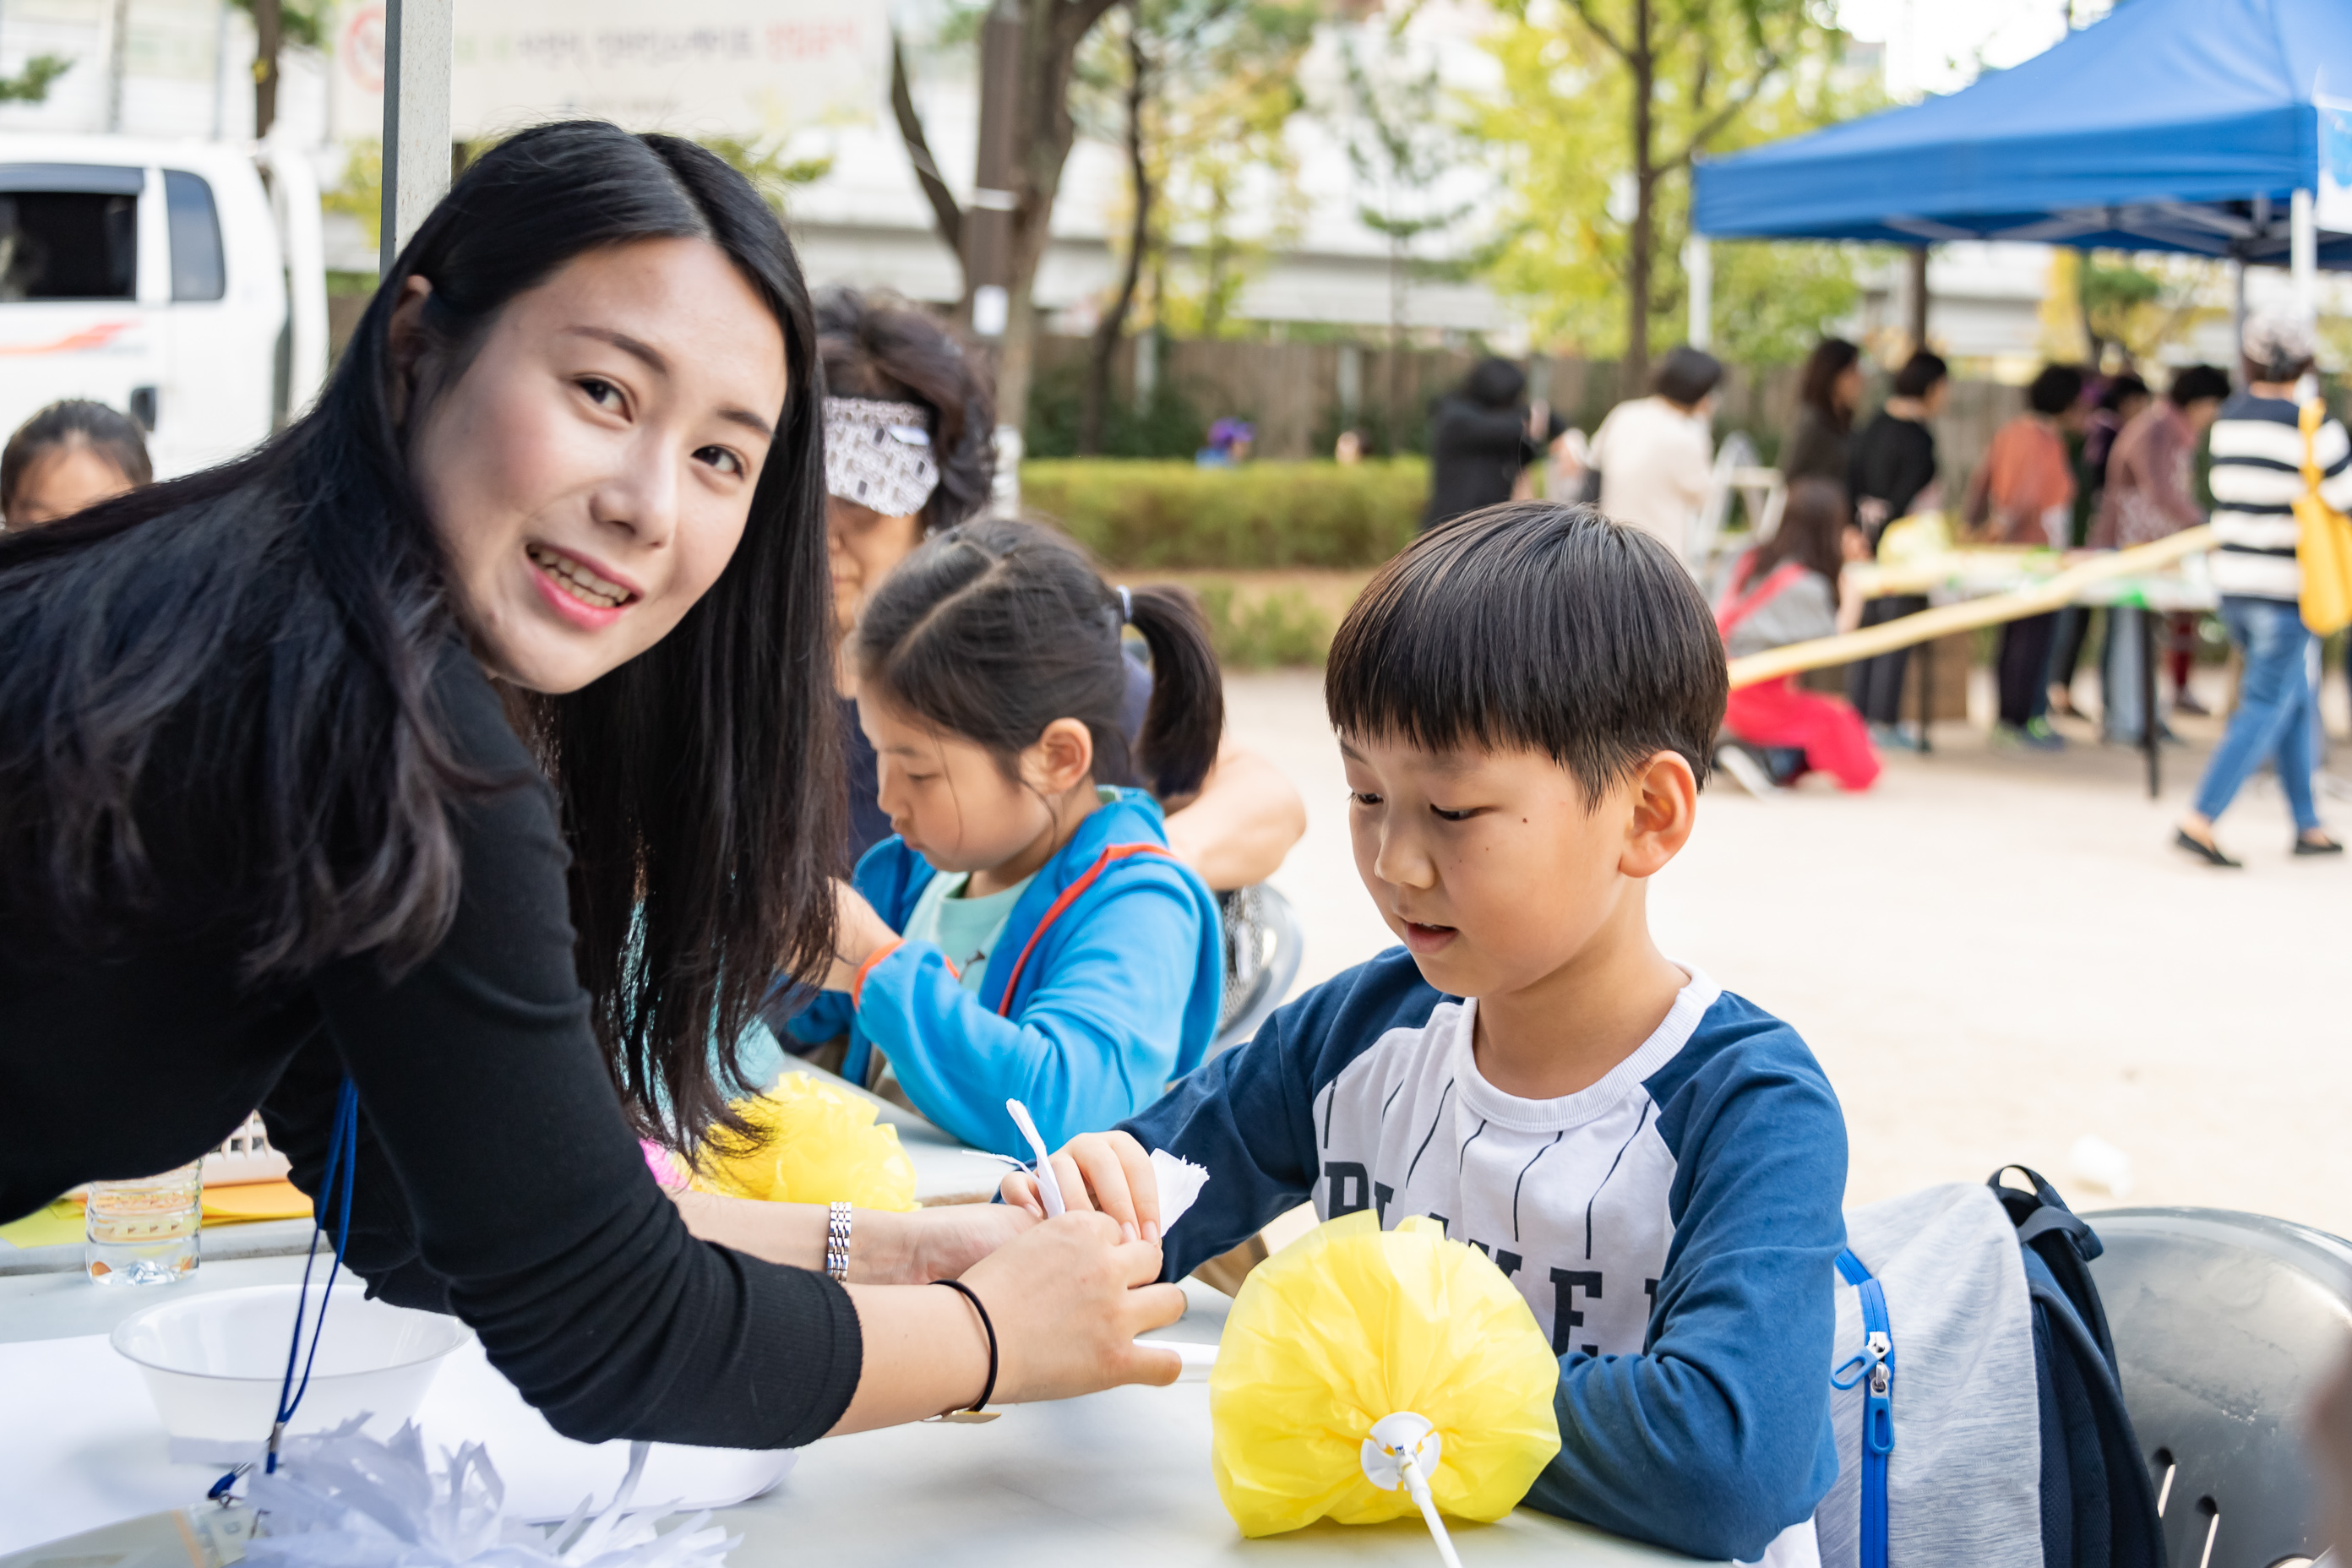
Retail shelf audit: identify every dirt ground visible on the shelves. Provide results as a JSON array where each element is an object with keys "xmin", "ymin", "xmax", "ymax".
[{"xmin": 1227, "ymin": 664, "xmax": 2352, "ymax": 1239}]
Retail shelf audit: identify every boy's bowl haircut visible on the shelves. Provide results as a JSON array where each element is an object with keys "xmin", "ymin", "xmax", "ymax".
[{"xmin": 1325, "ymin": 502, "xmax": 1728, "ymax": 802}]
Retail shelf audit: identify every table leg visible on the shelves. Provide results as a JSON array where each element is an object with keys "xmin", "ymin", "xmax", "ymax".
[
  {"xmin": 1916, "ymin": 636, "xmax": 1934, "ymax": 754},
  {"xmin": 2141, "ymin": 605, "xmax": 2159, "ymax": 799}
]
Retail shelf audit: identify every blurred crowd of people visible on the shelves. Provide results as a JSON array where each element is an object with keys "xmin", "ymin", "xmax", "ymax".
[{"xmin": 1402, "ymin": 314, "xmax": 2349, "ymax": 854}]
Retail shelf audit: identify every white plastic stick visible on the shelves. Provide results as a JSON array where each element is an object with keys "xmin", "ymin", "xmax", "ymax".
[
  {"xmin": 1397, "ymin": 1454, "xmax": 1463, "ymax": 1568},
  {"xmin": 1004, "ymin": 1100, "xmax": 1065, "ymax": 1217},
  {"xmin": 1362, "ymin": 1413, "xmax": 1460, "ymax": 1568}
]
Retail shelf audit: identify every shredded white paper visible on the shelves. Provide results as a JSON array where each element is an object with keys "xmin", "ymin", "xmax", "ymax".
[
  {"xmin": 243, "ymin": 1419, "xmax": 737, "ymax": 1568},
  {"xmin": 1147, "ymin": 1148, "xmax": 1210, "ymax": 1231}
]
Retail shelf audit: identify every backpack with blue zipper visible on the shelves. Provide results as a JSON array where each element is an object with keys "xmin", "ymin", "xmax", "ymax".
[{"xmin": 1818, "ymin": 1168, "xmax": 2165, "ymax": 1568}]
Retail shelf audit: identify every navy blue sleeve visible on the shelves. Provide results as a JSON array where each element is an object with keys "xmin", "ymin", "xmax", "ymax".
[
  {"xmin": 1118, "ymin": 1004, "xmax": 1319, "ymax": 1277},
  {"xmin": 1120, "ymin": 951, "xmax": 1437, "ymax": 1280},
  {"xmin": 1522, "ymin": 999, "xmax": 1847, "ymax": 1562}
]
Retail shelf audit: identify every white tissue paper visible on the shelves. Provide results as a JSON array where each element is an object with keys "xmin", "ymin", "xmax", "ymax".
[
  {"xmin": 243, "ymin": 1419, "xmax": 737, "ymax": 1568},
  {"xmin": 1147, "ymin": 1148, "xmax": 1210, "ymax": 1232}
]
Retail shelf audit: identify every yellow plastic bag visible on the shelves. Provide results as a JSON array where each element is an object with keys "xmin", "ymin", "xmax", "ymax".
[
  {"xmin": 1876, "ymin": 509, "xmax": 1953, "ymax": 567},
  {"xmin": 1210, "ymin": 1211, "xmax": 1562, "ymax": 1538},
  {"xmin": 694, "ymin": 1072, "xmax": 919, "ymax": 1211},
  {"xmin": 2297, "ymin": 399, "xmax": 2352, "ymax": 637}
]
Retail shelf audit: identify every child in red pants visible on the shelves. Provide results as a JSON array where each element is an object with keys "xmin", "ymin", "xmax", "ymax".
[{"xmin": 1718, "ymin": 478, "xmax": 1880, "ymax": 791}]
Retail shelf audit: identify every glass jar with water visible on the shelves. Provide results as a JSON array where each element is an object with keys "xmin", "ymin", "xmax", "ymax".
[{"xmin": 85, "ymin": 1162, "xmax": 202, "ymax": 1284}]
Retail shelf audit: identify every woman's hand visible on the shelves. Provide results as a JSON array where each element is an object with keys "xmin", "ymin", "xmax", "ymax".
[
  {"xmin": 831, "ymin": 1211, "xmax": 1183, "ymax": 1433},
  {"xmin": 824, "ymin": 880, "xmax": 900, "ymax": 993},
  {"xmin": 1000, "ymin": 1130, "xmax": 1164, "ymax": 1242},
  {"xmin": 961, "ymin": 1211, "xmax": 1184, "ymax": 1403}
]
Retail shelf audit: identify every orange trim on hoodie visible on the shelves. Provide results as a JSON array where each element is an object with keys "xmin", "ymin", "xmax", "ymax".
[
  {"xmin": 990, "ymin": 844, "xmax": 1177, "ymax": 1016},
  {"xmin": 849, "ymin": 938, "xmax": 906, "ymax": 1006}
]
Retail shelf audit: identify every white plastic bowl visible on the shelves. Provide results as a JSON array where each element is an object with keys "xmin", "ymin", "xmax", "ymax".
[{"xmin": 111, "ymin": 1282, "xmax": 471, "ymax": 1462}]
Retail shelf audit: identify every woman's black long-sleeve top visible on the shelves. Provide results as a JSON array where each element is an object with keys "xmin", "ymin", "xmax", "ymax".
[
  {"xmin": 1423, "ymin": 395, "xmax": 1553, "ymax": 530},
  {"xmin": 1781, "ymin": 405, "xmax": 1851, "ymax": 489},
  {"xmin": 1847, "ymin": 411, "xmax": 1940, "ymax": 546},
  {"xmin": 0, "ymin": 650, "xmax": 862, "ymax": 1447}
]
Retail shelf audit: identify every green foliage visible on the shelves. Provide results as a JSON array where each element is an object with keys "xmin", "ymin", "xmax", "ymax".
[
  {"xmin": 1338, "ymin": 28, "xmax": 1471, "ymax": 253},
  {"xmin": 1335, "ymin": 23, "xmax": 1476, "ymax": 332},
  {"xmin": 2080, "ymin": 259, "xmax": 2163, "ymax": 321},
  {"xmin": 695, "ymin": 133, "xmax": 836, "ymax": 219},
  {"xmin": 1026, "ymin": 358, "xmax": 1208, "ymax": 460},
  {"xmin": 324, "ymin": 139, "xmax": 383, "ymax": 254},
  {"xmin": 232, "ymin": 0, "xmax": 324, "ymax": 51},
  {"xmin": 0, "ymin": 54, "xmax": 70, "ymax": 103},
  {"xmin": 1475, "ymin": 0, "xmax": 1872, "ymax": 359},
  {"xmin": 1074, "ymin": 0, "xmax": 1319, "ymax": 340},
  {"xmin": 1709, "ymin": 239, "xmax": 1866, "ymax": 366},
  {"xmin": 1195, "ymin": 581, "xmax": 1332, "ymax": 667},
  {"xmin": 1021, "ymin": 457, "xmax": 1428, "ymax": 569}
]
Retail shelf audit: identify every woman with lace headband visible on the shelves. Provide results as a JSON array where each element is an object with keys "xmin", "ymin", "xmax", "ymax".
[{"xmin": 814, "ymin": 286, "xmax": 1304, "ymax": 879}]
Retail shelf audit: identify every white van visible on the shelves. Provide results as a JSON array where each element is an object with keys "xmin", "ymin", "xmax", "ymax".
[{"xmin": 0, "ymin": 133, "xmax": 325, "ymax": 482}]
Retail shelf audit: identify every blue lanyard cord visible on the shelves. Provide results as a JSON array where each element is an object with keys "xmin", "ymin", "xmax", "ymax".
[
  {"xmin": 210, "ymin": 1076, "xmax": 359, "ymax": 1498},
  {"xmin": 272, "ymin": 1077, "xmax": 361, "ymax": 1467}
]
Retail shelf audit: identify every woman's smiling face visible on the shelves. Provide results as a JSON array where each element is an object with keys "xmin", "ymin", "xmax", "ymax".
[{"xmin": 406, "ymin": 237, "xmax": 788, "ymax": 694}]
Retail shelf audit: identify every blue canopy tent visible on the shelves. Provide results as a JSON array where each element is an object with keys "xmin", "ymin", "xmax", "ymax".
[{"xmin": 1691, "ymin": 0, "xmax": 2352, "ymax": 271}]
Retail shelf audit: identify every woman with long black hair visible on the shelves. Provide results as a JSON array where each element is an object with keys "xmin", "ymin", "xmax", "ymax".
[{"xmin": 0, "ymin": 123, "xmax": 1179, "ymax": 1445}]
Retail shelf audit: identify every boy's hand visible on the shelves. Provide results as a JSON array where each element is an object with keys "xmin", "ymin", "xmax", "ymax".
[{"xmin": 999, "ymin": 1130, "xmax": 1165, "ymax": 1243}]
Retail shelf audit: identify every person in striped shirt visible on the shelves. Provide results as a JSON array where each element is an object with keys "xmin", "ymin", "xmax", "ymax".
[{"xmin": 2175, "ymin": 314, "xmax": 2348, "ymax": 866}]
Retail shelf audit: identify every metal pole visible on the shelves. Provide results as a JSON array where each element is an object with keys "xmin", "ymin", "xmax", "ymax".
[
  {"xmin": 1915, "ymin": 637, "xmax": 1933, "ymax": 754},
  {"xmin": 210, "ymin": 0, "xmax": 228, "ymax": 139},
  {"xmin": 104, "ymin": 0, "xmax": 127, "ymax": 133},
  {"xmin": 1683, "ymin": 234, "xmax": 1712, "ymax": 351},
  {"xmin": 2230, "ymin": 257, "xmax": 2248, "ymax": 388},
  {"xmin": 378, "ymin": 0, "xmax": 454, "ymax": 277},
  {"xmin": 1905, "ymin": 245, "xmax": 1930, "ymax": 355},
  {"xmin": 2292, "ymin": 188, "xmax": 2318, "ymax": 321},
  {"xmin": 966, "ymin": 0, "xmax": 1021, "ymax": 340},
  {"xmin": 2140, "ymin": 605, "xmax": 2159, "ymax": 799},
  {"xmin": 969, "ymin": 0, "xmax": 1023, "ymax": 514}
]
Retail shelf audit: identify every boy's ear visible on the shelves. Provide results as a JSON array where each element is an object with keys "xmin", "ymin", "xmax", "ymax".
[
  {"xmin": 1024, "ymin": 717, "xmax": 1097, "ymax": 797},
  {"xmin": 1620, "ymin": 749, "xmax": 1698, "ymax": 879}
]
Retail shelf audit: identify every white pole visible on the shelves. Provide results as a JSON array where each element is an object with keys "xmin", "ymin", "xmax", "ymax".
[
  {"xmin": 1684, "ymin": 234, "xmax": 1713, "ymax": 351},
  {"xmin": 210, "ymin": 0, "xmax": 228, "ymax": 139},
  {"xmin": 378, "ymin": 0, "xmax": 454, "ymax": 277},
  {"xmin": 103, "ymin": 0, "xmax": 127, "ymax": 133},
  {"xmin": 2292, "ymin": 187, "xmax": 2317, "ymax": 321},
  {"xmin": 2230, "ymin": 258, "xmax": 2248, "ymax": 386}
]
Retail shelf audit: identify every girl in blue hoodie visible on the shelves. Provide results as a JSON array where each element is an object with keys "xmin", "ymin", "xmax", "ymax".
[{"xmin": 788, "ymin": 518, "xmax": 1225, "ymax": 1157}]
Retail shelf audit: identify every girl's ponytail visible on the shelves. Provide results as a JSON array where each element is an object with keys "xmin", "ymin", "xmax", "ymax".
[
  {"xmin": 1122, "ymin": 584, "xmax": 1222, "ymax": 801},
  {"xmin": 854, "ymin": 517, "xmax": 1224, "ymax": 803}
]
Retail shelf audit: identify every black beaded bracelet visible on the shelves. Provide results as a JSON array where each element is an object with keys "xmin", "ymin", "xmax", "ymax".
[{"xmin": 932, "ymin": 1278, "xmax": 998, "ymax": 1413}]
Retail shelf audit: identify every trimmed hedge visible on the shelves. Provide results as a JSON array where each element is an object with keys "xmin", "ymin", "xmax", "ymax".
[{"xmin": 1021, "ymin": 457, "xmax": 1428, "ymax": 569}]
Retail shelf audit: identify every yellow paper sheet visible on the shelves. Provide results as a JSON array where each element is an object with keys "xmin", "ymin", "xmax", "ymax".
[
  {"xmin": 201, "ymin": 1179, "xmax": 313, "ymax": 1223},
  {"xmin": 0, "ymin": 1200, "xmax": 86, "ymax": 1250}
]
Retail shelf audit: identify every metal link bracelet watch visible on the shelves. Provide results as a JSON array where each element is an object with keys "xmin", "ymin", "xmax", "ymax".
[{"xmin": 825, "ymin": 1200, "xmax": 852, "ymax": 1282}]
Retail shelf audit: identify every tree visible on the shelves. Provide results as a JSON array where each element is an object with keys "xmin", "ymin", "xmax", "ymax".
[
  {"xmin": 1336, "ymin": 19, "xmax": 1475, "ymax": 451},
  {"xmin": 695, "ymin": 134, "xmax": 836, "ymax": 221},
  {"xmin": 231, "ymin": 0, "xmax": 319, "ymax": 138},
  {"xmin": 890, "ymin": 0, "xmax": 1123, "ymax": 438},
  {"xmin": 2039, "ymin": 249, "xmax": 2217, "ymax": 372},
  {"xmin": 0, "ymin": 53, "xmax": 68, "ymax": 104},
  {"xmin": 1070, "ymin": 0, "xmax": 1312, "ymax": 438},
  {"xmin": 1076, "ymin": 3, "xmax": 1150, "ymax": 455},
  {"xmin": 1478, "ymin": 0, "xmax": 1855, "ymax": 387}
]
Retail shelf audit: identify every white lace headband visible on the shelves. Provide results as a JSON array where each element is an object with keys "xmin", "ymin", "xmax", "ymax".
[{"xmin": 825, "ymin": 396, "xmax": 939, "ymax": 517}]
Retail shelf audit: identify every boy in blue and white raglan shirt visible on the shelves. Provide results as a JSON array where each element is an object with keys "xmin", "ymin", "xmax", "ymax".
[{"xmin": 1009, "ymin": 502, "xmax": 1847, "ymax": 1566}]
